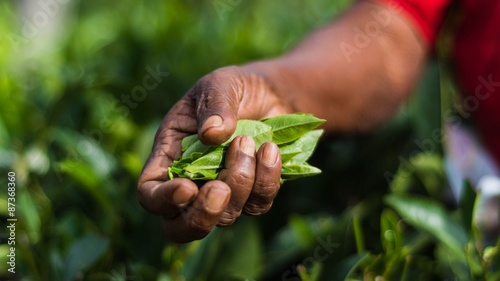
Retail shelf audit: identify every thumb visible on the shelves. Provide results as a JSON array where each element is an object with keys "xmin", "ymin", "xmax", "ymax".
[{"xmin": 193, "ymin": 67, "xmax": 243, "ymax": 146}]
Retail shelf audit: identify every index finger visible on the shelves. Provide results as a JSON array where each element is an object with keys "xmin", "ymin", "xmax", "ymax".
[
  {"xmin": 138, "ymin": 99, "xmax": 198, "ymax": 215},
  {"xmin": 193, "ymin": 68, "xmax": 242, "ymax": 146}
]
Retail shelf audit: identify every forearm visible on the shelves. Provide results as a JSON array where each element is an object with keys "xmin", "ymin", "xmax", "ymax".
[{"xmin": 244, "ymin": 0, "xmax": 428, "ymax": 133}]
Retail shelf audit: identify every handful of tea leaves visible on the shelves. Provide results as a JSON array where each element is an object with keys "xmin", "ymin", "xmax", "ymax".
[{"xmin": 168, "ymin": 113, "xmax": 325, "ymax": 182}]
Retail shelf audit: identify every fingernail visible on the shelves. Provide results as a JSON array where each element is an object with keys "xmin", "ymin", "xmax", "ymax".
[
  {"xmin": 206, "ymin": 187, "xmax": 229, "ymax": 211},
  {"xmin": 239, "ymin": 135, "xmax": 255, "ymax": 156},
  {"xmin": 262, "ymin": 143, "xmax": 279, "ymax": 166},
  {"xmin": 204, "ymin": 115, "xmax": 223, "ymax": 129}
]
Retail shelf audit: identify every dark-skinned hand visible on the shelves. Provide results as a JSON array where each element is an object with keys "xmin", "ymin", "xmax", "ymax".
[{"xmin": 137, "ymin": 65, "xmax": 291, "ymax": 243}]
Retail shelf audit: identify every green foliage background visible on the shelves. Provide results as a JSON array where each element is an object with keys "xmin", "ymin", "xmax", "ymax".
[{"xmin": 0, "ymin": 0, "xmax": 499, "ymax": 280}]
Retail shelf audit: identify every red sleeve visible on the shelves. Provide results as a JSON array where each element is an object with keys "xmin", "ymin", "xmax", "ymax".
[{"xmin": 371, "ymin": 0, "xmax": 453, "ymax": 46}]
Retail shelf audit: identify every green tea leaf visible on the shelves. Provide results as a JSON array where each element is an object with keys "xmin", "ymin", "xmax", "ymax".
[
  {"xmin": 181, "ymin": 139, "xmax": 212, "ymax": 160},
  {"xmin": 185, "ymin": 147, "xmax": 225, "ymax": 172},
  {"xmin": 168, "ymin": 163, "xmax": 188, "ymax": 179},
  {"xmin": 171, "ymin": 114, "xmax": 324, "ymax": 182},
  {"xmin": 280, "ymin": 151, "xmax": 302, "ymax": 163},
  {"xmin": 281, "ymin": 163, "xmax": 322, "ymax": 180},
  {"xmin": 222, "ymin": 120, "xmax": 272, "ymax": 149},
  {"xmin": 185, "ymin": 169, "xmax": 219, "ymax": 180},
  {"xmin": 279, "ymin": 129, "xmax": 323, "ymax": 164},
  {"xmin": 262, "ymin": 113, "xmax": 325, "ymax": 145},
  {"xmin": 181, "ymin": 120, "xmax": 272, "ymax": 160},
  {"xmin": 181, "ymin": 134, "xmax": 200, "ymax": 152}
]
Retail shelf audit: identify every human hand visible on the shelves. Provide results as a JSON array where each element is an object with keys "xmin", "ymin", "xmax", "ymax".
[{"xmin": 137, "ymin": 65, "xmax": 291, "ymax": 243}]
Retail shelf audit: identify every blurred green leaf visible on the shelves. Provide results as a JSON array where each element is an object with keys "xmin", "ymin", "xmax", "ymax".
[
  {"xmin": 0, "ymin": 245, "xmax": 10, "ymax": 275},
  {"xmin": 380, "ymin": 209, "xmax": 403, "ymax": 254},
  {"xmin": 412, "ymin": 153, "xmax": 445, "ymax": 198},
  {"xmin": 181, "ymin": 219, "xmax": 263, "ymax": 280},
  {"xmin": 52, "ymin": 129, "xmax": 116, "ymax": 178},
  {"xmin": 63, "ymin": 234, "xmax": 110, "ymax": 281},
  {"xmin": 181, "ymin": 230, "xmax": 224, "ymax": 280},
  {"xmin": 407, "ymin": 60, "xmax": 441, "ymax": 146},
  {"xmin": 0, "ymin": 114, "xmax": 9, "ymax": 148},
  {"xmin": 390, "ymin": 152, "xmax": 445, "ymax": 198},
  {"xmin": 50, "ymin": 249, "xmax": 64, "ymax": 281},
  {"xmin": 0, "ymin": 192, "xmax": 7, "ymax": 217},
  {"xmin": 325, "ymin": 252, "xmax": 369, "ymax": 281},
  {"xmin": 57, "ymin": 159, "xmax": 100, "ymax": 189},
  {"xmin": 121, "ymin": 152, "xmax": 143, "ymax": 178},
  {"xmin": 486, "ymin": 238, "xmax": 500, "ymax": 277},
  {"xmin": 459, "ymin": 181, "xmax": 477, "ymax": 237},
  {"xmin": 289, "ymin": 214, "xmax": 316, "ymax": 248},
  {"xmin": 298, "ymin": 261, "xmax": 322, "ymax": 281},
  {"xmin": 435, "ymin": 243, "xmax": 471, "ymax": 279},
  {"xmin": 258, "ymin": 214, "xmax": 340, "ymax": 278},
  {"xmin": 19, "ymin": 190, "xmax": 41, "ymax": 243},
  {"xmin": 385, "ymin": 194, "xmax": 467, "ymax": 260},
  {"xmin": 24, "ymin": 145, "xmax": 50, "ymax": 175},
  {"xmin": 0, "ymin": 149, "xmax": 15, "ymax": 169},
  {"xmin": 210, "ymin": 219, "xmax": 263, "ymax": 280},
  {"xmin": 56, "ymin": 159, "xmax": 113, "ymax": 219}
]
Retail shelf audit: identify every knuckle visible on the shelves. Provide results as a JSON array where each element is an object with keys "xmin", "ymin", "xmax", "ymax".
[
  {"xmin": 201, "ymin": 205, "xmax": 224, "ymax": 217},
  {"xmin": 234, "ymin": 154, "xmax": 256, "ymax": 178},
  {"xmin": 255, "ymin": 164, "xmax": 281, "ymax": 184},
  {"xmin": 217, "ymin": 213, "xmax": 237, "ymax": 226},
  {"xmin": 254, "ymin": 181, "xmax": 280, "ymax": 198},
  {"xmin": 235, "ymin": 168, "xmax": 254, "ymax": 182},
  {"xmin": 188, "ymin": 218, "xmax": 214, "ymax": 236},
  {"xmin": 244, "ymin": 202, "xmax": 273, "ymax": 216},
  {"xmin": 221, "ymin": 164, "xmax": 255, "ymax": 186}
]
